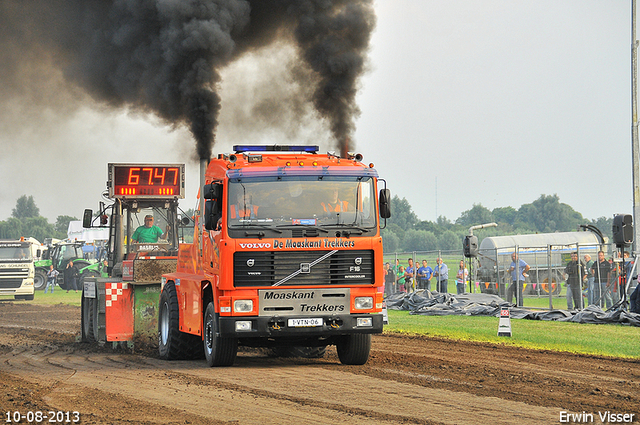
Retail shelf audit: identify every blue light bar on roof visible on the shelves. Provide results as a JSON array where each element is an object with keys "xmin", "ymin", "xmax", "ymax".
[{"xmin": 233, "ymin": 145, "xmax": 319, "ymax": 153}]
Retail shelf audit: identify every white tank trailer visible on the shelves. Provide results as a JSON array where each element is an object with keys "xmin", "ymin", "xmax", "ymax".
[{"xmin": 476, "ymin": 228, "xmax": 605, "ymax": 296}]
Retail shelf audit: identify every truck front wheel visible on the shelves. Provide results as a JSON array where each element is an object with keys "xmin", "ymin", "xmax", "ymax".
[
  {"xmin": 336, "ymin": 333, "xmax": 371, "ymax": 365},
  {"xmin": 34, "ymin": 269, "xmax": 47, "ymax": 291},
  {"xmin": 158, "ymin": 283, "xmax": 203, "ymax": 360},
  {"xmin": 203, "ymin": 302, "xmax": 237, "ymax": 367}
]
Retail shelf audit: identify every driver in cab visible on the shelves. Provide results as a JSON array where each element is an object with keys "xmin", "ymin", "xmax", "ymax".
[
  {"xmin": 321, "ymin": 187, "xmax": 349, "ymax": 214},
  {"xmin": 230, "ymin": 192, "xmax": 259, "ymax": 219},
  {"xmin": 131, "ymin": 215, "xmax": 165, "ymax": 243}
]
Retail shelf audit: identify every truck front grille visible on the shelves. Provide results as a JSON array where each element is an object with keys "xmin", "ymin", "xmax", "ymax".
[
  {"xmin": 0, "ymin": 268, "xmax": 29, "ymax": 279},
  {"xmin": 234, "ymin": 250, "xmax": 374, "ymax": 287},
  {"xmin": 0, "ymin": 279, "xmax": 25, "ymax": 289}
]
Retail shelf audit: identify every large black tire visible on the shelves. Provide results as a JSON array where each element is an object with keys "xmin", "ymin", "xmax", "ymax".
[
  {"xmin": 336, "ymin": 333, "xmax": 371, "ymax": 365},
  {"xmin": 203, "ymin": 302, "xmax": 237, "ymax": 367},
  {"xmin": 158, "ymin": 283, "xmax": 203, "ymax": 360},
  {"xmin": 81, "ymin": 294, "xmax": 94, "ymax": 342},
  {"xmin": 92, "ymin": 296, "xmax": 101, "ymax": 342},
  {"xmin": 34, "ymin": 269, "xmax": 47, "ymax": 291},
  {"xmin": 271, "ymin": 346, "xmax": 327, "ymax": 359}
]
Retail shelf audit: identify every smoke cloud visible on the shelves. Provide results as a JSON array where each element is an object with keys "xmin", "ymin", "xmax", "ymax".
[{"xmin": 0, "ymin": 0, "xmax": 375, "ymax": 159}]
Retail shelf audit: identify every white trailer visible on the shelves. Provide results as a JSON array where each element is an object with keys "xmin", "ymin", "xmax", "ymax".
[{"xmin": 476, "ymin": 230, "xmax": 605, "ymax": 296}]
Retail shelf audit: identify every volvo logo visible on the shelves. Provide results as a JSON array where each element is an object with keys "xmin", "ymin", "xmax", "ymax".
[
  {"xmin": 354, "ymin": 257, "xmax": 362, "ymax": 266},
  {"xmin": 247, "ymin": 259, "xmax": 255, "ymax": 267}
]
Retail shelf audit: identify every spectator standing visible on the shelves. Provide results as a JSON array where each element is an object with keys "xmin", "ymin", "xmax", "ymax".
[
  {"xmin": 64, "ymin": 260, "xmax": 79, "ymax": 293},
  {"xmin": 591, "ymin": 251, "xmax": 611, "ymax": 309},
  {"xmin": 456, "ymin": 260, "xmax": 468, "ymax": 295},
  {"xmin": 564, "ymin": 252, "xmax": 586, "ymax": 310},
  {"xmin": 44, "ymin": 265, "xmax": 59, "ymax": 294},
  {"xmin": 417, "ymin": 260, "xmax": 433, "ymax": 291},
  {"xmin": 583, "ymin": 254, "xmax": 595, "ymax": 305},
  {"xmin": 396, "ymin": 265, "xmax": 406, "ymax": 293},
  {"xmin": 507, "ymin": 253, "xmax": 529, "ymax": 306},
  {"xmin": 392, "ymin": 259, "xmax": 401, "ymax": 284},
  {"xmin": 433, "ymin": 258, "xmax": 449, "ymax": 293},
  {"xmin": 403, "ymin": 258, "xmax": 415, "ymax": 292},
  {"xmin": 384, "ymin": 262, "xmax": 396, "ymax": 296}
]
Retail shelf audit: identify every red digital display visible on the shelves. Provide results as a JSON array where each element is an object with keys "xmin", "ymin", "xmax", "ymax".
[{"xmin": 109, "ymin": 164, "xmax": 185, "ymax": 199}]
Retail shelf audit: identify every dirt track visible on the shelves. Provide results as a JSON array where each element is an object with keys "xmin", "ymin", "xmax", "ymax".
[{"xmin": 0, "ymin": 302, "xmax": 638, "ymax": 424}]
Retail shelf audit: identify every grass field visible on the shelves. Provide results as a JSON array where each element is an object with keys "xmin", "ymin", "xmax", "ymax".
[
  {"xmin": 385, "ymin": 309, "xmax": 640, "ymax": 359},
  {"xmin": 0, "ymin": 290, "xmax": 83, "ymax": 306}
]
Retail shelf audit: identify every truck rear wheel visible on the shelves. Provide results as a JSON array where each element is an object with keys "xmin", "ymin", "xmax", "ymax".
[
  {"xmin": 203, "ymin": 302, "xmax": 237, "ymax": 367},
  {"xmin": 336, "ymin": 333, "xmax": 371, "ymax": 365},
  {"xmin": 158, "ymin": 283, "xmax": 204, "ymax": 360}
]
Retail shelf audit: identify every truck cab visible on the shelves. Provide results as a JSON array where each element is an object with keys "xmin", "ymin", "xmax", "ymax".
[
  {"xmin": 159, "ymin": 145, "xmax": 391, "ymax": 366},
  {"xmin": 0, "ymin": 238, "xmax": 40, "ymax": 300}
]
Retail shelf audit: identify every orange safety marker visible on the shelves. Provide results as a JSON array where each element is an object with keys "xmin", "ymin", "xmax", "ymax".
[{"xmin": 105, "ymin": 282, "xmax": 134, "ymax": 341}]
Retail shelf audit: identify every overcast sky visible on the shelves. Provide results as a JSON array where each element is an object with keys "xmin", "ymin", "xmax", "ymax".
[{"xmin": 0, "ymin": 0, "xmax": 635, "ymax": 225}]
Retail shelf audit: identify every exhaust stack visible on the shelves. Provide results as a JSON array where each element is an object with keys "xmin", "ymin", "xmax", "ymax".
[{"xmin": 200, "ymin": 158, "xmax": 208, "ymax": 233}]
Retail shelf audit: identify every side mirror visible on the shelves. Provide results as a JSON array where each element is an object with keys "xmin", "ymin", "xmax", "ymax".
[
  {"xmin": 203, "ymin": 183, "xmax": 221, "ymax": 200},
  {"xmin": 379, "ymin": 189, "xmax": 391, "ymax": 219},
  {"xmin": 83, "ymin": 209, "xmax": 93, "ymax": 228}
]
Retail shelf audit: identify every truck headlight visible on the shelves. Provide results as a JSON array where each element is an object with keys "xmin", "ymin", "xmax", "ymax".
[
  {"xmin": 235, "ymin": 321, "xmax": 252, "ymax": 331},
  {"xmin": 357, "ymin": 317, "xmax": 373, "ymax": 327},
  {"xmin": 234, "ymin": 299, "xmax": 253, "ymax": 313},
  {"xmin": 354, "ymin": 296, "xmax": 373, "ymax": 310}
]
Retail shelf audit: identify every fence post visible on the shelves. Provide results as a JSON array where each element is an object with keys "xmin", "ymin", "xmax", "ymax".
[
  {"xmin": 576, "ymin": 243, "xmax": 583, "ymax": 310},
  {"xmin": 547, "ymin": 244, "xmax": 553, "ymax": 310}
]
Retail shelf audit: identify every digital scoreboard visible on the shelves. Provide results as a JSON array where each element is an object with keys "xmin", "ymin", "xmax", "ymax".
[{"xmin": 108, "ymin": 163, "xmax": 185, "ymax": 199}]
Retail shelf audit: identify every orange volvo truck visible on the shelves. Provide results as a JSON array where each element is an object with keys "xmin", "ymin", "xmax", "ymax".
[{"xmin": 159, "ymin": 145, "xmax": 391, "ymax": 366}]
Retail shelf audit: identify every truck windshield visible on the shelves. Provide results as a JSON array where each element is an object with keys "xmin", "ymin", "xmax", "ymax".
[
  {"xmin": 0, "ymin": 243, "xmax": 32, "ymax": 261},
  {"xmin": 228, "ymin": 176, "xmax": 377, "ymax": 229}
]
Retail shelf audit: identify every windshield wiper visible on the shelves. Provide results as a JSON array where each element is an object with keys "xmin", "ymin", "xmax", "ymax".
[
  {"xmin": 229, "ymin": 223, "xmax": 283, "ymax": 234},
  {"xmin": 325, "ymin": 223, "xmax": 371, "ymax": 233},
  {"xmin": 276, "ymin": 224, "xmax": 329, "ymax": 234}
]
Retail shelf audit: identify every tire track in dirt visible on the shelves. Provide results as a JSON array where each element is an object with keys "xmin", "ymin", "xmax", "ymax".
[
  {"xmin": 0, "ymin": 330, "xmax": 557, "ymax": 425},
  {"xmin": 0, "ymin": 303, "xmax": 638, "ymax": 424}
]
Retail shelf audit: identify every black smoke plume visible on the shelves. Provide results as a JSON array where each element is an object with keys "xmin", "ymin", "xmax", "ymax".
[{"xmin": 0, "ymin": 0, "xmax": 375, "ymax": 159}]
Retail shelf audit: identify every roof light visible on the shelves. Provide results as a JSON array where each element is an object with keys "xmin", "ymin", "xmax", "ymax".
[
  {"xmin": 246, "ymin": 154, "xmax": 262, "ymax": 163},
  {"xmin": 233, "ymin": 145, "xmax": 319, "ymax": 153}
]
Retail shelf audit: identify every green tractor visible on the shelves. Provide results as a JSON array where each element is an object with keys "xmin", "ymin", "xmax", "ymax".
[{"xmin": 34, "ymin": 240, "xmax": 96, "ymax": 290}]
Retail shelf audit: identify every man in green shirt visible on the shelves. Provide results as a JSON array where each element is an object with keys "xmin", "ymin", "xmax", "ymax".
[{"xmin": 131, "ymin": 215, "xmax": 165, "ymax": 243}]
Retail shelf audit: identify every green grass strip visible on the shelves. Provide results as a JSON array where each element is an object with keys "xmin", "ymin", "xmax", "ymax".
[{"xmin": 385, "ymin": 309, "xmax": 640, "ymax": 359}]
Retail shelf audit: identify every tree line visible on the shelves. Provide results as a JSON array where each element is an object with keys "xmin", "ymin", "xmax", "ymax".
[
  {"xmin": 382, "ymin": 193, "xmax": 613, "ymax": 253},
  {"xmin": 0, "ymin": 195, "xmax": 76, "ymax": 242},
  {"xmin": 0, "ymin": 193, "xmax": 615, "ymax": 252}
]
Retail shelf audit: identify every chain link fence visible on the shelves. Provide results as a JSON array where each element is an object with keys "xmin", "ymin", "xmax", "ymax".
[{"xmin": 384, "ymin": 243, "xmax": 637, "ymax": 311}]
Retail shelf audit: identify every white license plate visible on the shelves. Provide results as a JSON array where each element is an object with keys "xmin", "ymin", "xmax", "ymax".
[{"xmin": 288, "ymin": 318, "xmax": 323, "ymax": 327}]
